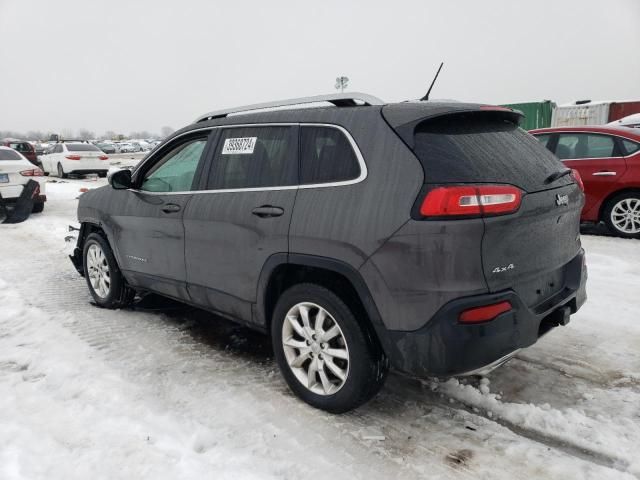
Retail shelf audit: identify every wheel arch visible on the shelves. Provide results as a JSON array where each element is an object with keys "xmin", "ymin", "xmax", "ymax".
[
  {"xmin": 70, "ymin": 221, "xmax": 110, "ymax": 276},
  {"xmin": 598, "ymin": 187, "xmax": 640, "ymax": 222},
  {"xmin": 255, "ymin": 254, "xmax": 391, "ymax": 356}
]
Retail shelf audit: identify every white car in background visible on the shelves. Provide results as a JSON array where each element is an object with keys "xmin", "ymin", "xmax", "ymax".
[
  {"xmin": 609, "ymin": 113, "xmax": 640, "ymax": 129},
  {"xmin": 0, "ymin": 146, "xmax": 47, "ymax": 213},
  {"xmin": 41, "ymin": 143, "xmax": 110, "ymax": 178},
  {"xmin": 117, "ymin": 142, "xmax": 135, "ymax": 153}
]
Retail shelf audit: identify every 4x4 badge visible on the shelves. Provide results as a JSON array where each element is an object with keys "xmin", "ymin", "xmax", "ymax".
[{"xmin": 556, "ymin": 194, "xmax": 569, "ymax": 206}]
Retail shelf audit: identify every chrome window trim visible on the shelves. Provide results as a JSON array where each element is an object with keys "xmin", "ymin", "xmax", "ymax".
[
  {"xmin": 534, "ymin": 130, "xmax": 635, "ymax": 160},
  {"xmin": 130, "ymin": 122, "xmax": 367, "ymax": 196}
]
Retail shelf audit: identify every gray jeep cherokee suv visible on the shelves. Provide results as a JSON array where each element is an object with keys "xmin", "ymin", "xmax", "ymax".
[{"xmin": 71, "ymin": 93, "xmax": 587, "ymax": 413}]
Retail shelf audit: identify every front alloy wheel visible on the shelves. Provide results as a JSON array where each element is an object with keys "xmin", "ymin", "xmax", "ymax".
[
  {"xmin": 282, "ymin": 302, "xmax": 350, "ymax": 396},
  {"xmin": 86, "ymin": 243, "xmax": 111, "ymax": 298}
]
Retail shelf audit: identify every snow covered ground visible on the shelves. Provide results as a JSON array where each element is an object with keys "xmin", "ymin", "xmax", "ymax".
[{"xmin": 1, "ymin": 178, "xmax": 639, "ymax": 479}]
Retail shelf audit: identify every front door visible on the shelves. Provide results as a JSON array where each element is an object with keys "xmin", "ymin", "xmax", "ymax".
[
  {"xmin": 111, "ymin": 132, "xmax": 212, "ymax": 299},
  {"xmin": 183, "ymin": 125, "xmax": 298, "ymax": 324}
]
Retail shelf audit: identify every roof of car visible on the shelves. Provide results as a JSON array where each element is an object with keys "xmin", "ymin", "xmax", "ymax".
[
  {"xmin": 530, "ymin": 125, "xmax": 640, "ymax": 141},
  {"xmin": 177, "ymin": 97, "xmax": 522, "ymax": 142}
]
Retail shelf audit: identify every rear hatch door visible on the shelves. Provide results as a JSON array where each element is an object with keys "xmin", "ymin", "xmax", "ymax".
[{"xmin": 384, "ymin": 106, "xmax": 583, "ymax": 308}]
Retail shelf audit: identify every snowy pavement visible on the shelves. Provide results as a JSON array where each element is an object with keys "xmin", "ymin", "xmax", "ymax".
[{"xmin": 0, "ymin": 179, "xmax": 639, "ymax": 479}]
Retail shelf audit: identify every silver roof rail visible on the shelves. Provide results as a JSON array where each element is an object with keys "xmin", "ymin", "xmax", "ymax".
[{"xmin": 195, "ymin": 92, "xmax": 385, "ymax": 123}]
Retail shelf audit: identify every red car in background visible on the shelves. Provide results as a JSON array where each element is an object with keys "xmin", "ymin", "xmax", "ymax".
[
  {"xmin": 530, "ymin": 126, "xmax": 640, "ymax": 238},
  {"xmin": 1, "ymin": 138, "xmax": 39, "ymax": 166}
]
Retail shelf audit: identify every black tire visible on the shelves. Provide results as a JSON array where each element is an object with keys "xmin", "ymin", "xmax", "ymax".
[
  {"xmin": 82, "ymin": 232, "xmax": 135, "ymax": 308},
  {"xmin": 602, "ymin": 192, "xmax": 640, "ymax": 239},
  {"xmin": 57, "ymin": 163, "xmax": 68, "ymax": 179},
  {"xmin": 271, "ymin": 283, "xmax": 388, "ymax": 413},
  {"xmin": 32, "ymin": 202, "xmax": 45, "ymax": 214}
]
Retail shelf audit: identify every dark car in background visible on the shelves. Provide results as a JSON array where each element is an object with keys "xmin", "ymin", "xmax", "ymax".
[
  {"xmin": 70, "ymin": 93, "xmax": 587, "ymax": 413},
  {"xmin": 1, "ymin": 138, "xmax": 38, "ymax": 166},
  {"xmin": 531, "ymin": 125, "xmax": 640, "ymax": 238},
  {"xmin": 96, "ymin": 143, "xmax": 117, "ymax": 154}
]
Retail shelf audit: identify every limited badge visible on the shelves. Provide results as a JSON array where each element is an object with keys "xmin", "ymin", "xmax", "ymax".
[{"xmin": 221, "ymin": 137, "xmax": 257, "ymax": 155}]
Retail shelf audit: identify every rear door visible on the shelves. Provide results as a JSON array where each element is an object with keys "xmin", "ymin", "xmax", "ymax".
[
  {"xmin": 111, "ymin": 132, "xmax": 212, "ymax": 299},
  {"xmin": 410, "ymin": 113, "xmax": 583, "ymax": 307},
  {"xmin": 183, "ymin": 125, "xmax": 298, "ymax": 324},
  {"xmin": 553, "ymin": 132, "xmax": 626, "ymax": 216}
]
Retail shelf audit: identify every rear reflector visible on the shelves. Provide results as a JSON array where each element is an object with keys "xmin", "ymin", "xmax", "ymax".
[
  {"xmin": 65, "ymin": 155, "xmax": 81, "ymax": 160},
  {"xmin": 19, "ymin": 169, "xmax": 44, "ymax": 177},
  {"xmin": 571, "ymin": 169, "xmax": 584, "ymax": 192},
  {"xmin": 99, "ymin": 155, "xmax": 109, "ymax": 160},
  {"xmin": 420, "ymin": 185, "xmax": 522, "ymax": 218},
  {"xmin": 459, "ymin": 301, "xmax": 512, "ymax": 324}
]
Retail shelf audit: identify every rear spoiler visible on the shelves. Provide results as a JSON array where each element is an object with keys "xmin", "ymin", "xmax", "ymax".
[{"xmin": 382, "ymin": 102, "xmax": 524, "ymax": 148}]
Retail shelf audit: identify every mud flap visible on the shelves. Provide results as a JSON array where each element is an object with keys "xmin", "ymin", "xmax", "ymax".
[{"xmin": 1, "ymin": 180, "xmax": 40, "ymax": 224}]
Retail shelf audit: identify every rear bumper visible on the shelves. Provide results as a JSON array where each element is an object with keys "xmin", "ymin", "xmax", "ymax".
[{"xmin": 381, "ymin": 250, "xmax": 587, "ymax": 377}]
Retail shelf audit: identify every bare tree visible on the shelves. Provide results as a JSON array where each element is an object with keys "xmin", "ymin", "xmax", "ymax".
[
  {"xmin": 160, "ymin": 126, "xmax": 174, "ymax": 138},
  {"xmin": 78, "ymin": 129, "xmax": 95, "ymax": 140}
]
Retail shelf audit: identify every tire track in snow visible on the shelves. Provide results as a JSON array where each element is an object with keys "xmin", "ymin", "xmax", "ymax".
[{"xmin": 1, "ymin": 206, "xmax": 636, "ymax": 479}]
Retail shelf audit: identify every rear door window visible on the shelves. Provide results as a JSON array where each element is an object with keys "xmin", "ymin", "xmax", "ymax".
[
  {"xmin": 411, "ymin": 114, "xmax": 567, "ymax": 192},
  {"xmin": 555, "ymin": 133, "xmax": 617, "ymax": 159},
  {"xmin": 8, "ymin": 142, "xmax": 31, "ymax": 153},
  {"xmin": 207, "ymin": 126, "xmax": 297, "ymax": 189},
  {"xmin": 299, "ymin": 126, "xmax": 360, "ymax": 184}
]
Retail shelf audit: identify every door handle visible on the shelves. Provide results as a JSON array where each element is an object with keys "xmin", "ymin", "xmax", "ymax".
[
  {"xmin": 252, "ymin": 205, "xmax": 284, "ymax": 218},
  {"xmin": 592, "ymin": 171, "xmax": 617, "ymax": 176},
  {"xmin": 162, "ymin": 203, "xmax": 181, "ymax": 213}
]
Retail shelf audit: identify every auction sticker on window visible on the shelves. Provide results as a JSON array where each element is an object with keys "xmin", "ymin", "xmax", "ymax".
[{"xmin": 221, "ymin": 137, "xmax": 257, "ymax": 155}]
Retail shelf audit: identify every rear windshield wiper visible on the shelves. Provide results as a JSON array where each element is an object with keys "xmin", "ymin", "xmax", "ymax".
[{"xmin": 545, "ymin": 169, "xmax": 572, "ymax": 185}]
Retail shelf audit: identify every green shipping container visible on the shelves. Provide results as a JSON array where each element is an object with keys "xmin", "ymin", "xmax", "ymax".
[{"xmin": 500, "ymin": 101, "xmax": 555, "ymax": 131}]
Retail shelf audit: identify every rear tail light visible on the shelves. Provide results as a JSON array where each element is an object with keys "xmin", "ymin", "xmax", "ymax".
[
  {"xmin": 571, "ymin": 169, "xmax": 584, "ymax": 192},
  {"xmin": 99, "ymin": 155, "xmax": 109, "ymax": 160},
  {"xmin": 66, "ymin": 155, "xmax": 81, "ymax": 160},
  {"xmin": 459, "ymin": 301, "xmax": 512, "ymax": 324},
  {"xmin": 420, "ymin": 185, "xmax": 522, "ymax": 218},
  {"xmin": 19, "ymin": 169, "xmax": 44, "ymax": 177}
]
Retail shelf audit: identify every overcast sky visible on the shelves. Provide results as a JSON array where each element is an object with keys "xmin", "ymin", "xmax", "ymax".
[{"xmin": 1, "ymin": 0, "xmax": 639, "ymax": 136}]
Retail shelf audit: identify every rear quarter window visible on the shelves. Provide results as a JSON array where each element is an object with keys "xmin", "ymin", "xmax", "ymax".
[{"xmin": 299, "ymin": 126, "xmax": 360, "ymax": 184}]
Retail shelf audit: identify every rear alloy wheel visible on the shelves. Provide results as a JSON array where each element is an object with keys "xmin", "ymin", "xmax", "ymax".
[
  {"xmin": 83, "ymin": 233, "xmax": 135, "ymax": 308},
  {"xmin": 57, "ymin": 162, "xmax": 68, "ymax": 179},
  {"xmin": 603, "ymin": 193, "xmax": 640, "ymax": 239},
  {"xmin": 272, "ymin": 283, "xmax": 388, "ymax": 413}
]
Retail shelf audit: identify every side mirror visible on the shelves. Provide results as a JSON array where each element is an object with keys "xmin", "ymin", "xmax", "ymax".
[{"xmin": 109, "ymin": 169, "xmax": 132, "ymax": 189}]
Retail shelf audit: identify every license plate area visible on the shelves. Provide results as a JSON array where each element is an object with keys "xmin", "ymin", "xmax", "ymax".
[{"xmin": 0, "ymin": 174, "xmax": 8, "ymax": 183}]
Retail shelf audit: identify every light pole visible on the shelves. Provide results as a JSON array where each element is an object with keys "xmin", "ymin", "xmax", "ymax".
[{"xmin": 334, "ymin": 76, "xmax": 349, "ymax": 93}]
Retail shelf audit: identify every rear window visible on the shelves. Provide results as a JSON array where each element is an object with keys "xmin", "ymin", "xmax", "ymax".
[
  {"xmin": 9, "ymin": 142, "xmax": 31, "ymax": 153},
  {"xmin": 412, "ymin": 114, "xmax": 568, "ymax": 192},
  {"xmin": 66, "ymin": 143, "xmax": 101, "ymax": 152},
  {"xmin": 0, "ymin": 149, "xmax": 23, "ymax": 160}
]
